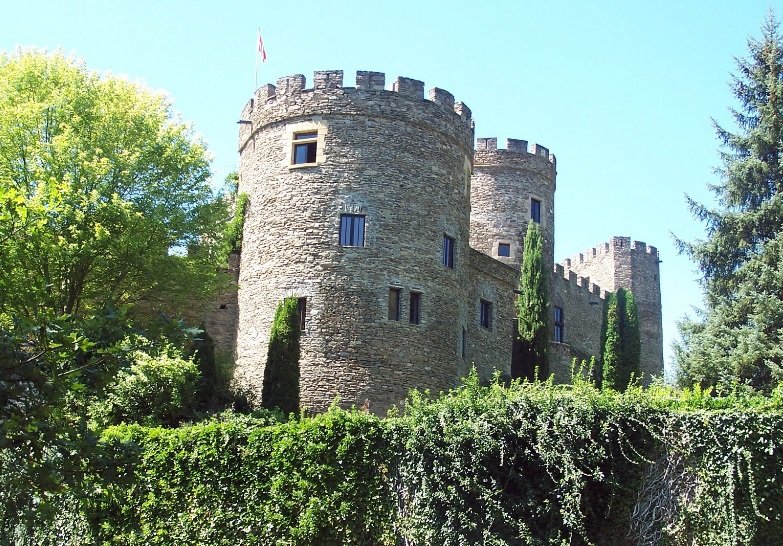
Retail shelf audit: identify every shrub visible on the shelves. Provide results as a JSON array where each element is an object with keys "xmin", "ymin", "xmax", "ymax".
[{"xmin": 90, "ymin": 348, "xmax": 199, "ymax": 427}]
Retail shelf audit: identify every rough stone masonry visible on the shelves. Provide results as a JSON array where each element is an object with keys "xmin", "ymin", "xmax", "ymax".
[{"xmin": 204, "ymin": 69, "xmax": 663, "ymax": 414}]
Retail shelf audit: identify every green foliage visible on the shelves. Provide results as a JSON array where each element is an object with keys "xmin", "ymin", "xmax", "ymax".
[
  {"xmin": 516, "ymin": 222, "xmax": 548, "ymax": 377},
  {"xmin": 92, "ymin": 409, "xmax": 394, "ymax": 546},
  {"xmin": 224, "ymin": 171, "xmax": 239, "ymax": 194},
  {"xmin": 224, "ymin": 192, "xmax": 249, "ymax": 254},
  {"xmin": 676, "ymin": 15, "xmax": 783, "ymax": 391},
  {"xmin": 621, "ymin": 290, "xmax": 641, "ymax": 383},
  {"xmin": 191, "ymin": 328, "xmax": 245, "ymax": 412},
  {"xmin": 601, "ymin": 292, "xmax": 621, "ymax": 389},
  {"xmin": 262, "ymin": 298, "xmax": 301, "ymax": 414},
  {"xmin": 0, "ymin": 50, "xmax": 228, "ymax": 539},
  {"xmin": 0, "ymin": 50, "xmax": 226, "ymax": 324},
  {"xmin": 13, "ymin": 376, "xmax": 783, "ymax": 546},
  {"xmin": 601, "ymin": 288, "xmax": 640, "ymax": 391},
  {"xmin": 89, "ymin": 348, "xmax": 200, "ymax": 427}
]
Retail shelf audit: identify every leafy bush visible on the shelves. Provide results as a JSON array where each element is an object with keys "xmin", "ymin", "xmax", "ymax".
[{"xmin": 89, "ymin": 348, "xmax": 200, "ymax": 427}]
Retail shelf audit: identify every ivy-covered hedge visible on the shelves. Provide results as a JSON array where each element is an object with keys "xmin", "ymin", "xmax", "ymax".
[
  {"xmin": 87, "ymin": 410, "xmax": 395, "ymax": 546},
  {"xmin": 11, "ymin": 377, "xmax": 783, "ymax": 546}
]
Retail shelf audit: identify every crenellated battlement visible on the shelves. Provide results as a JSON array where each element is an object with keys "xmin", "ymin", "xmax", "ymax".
[
  {"xmin": 553, "ymin": 263, "xmax": 606, "ymax": 298},
  {"xmin": 240, "ymin": 69, "xmax": 473, "ymax": 130},
  {"xmin": 561, "ymin": 236, "xmax": 659, "ymax": 273},
  {"xmin": 561, "ymin": 241, "xmax": 612, "ymax": 271},
  {"xmin": 473, "ymin": 137, "xmax": 556, "ymax": 174},
  {"xmin": 609, "ymin": 236, "xmax": 660, "ymax": 261},
  {"xmin": 631, "ymin": 239, "xmax": 659, "ymax": 257}
]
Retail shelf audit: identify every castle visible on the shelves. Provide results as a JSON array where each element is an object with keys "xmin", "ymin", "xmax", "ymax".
[{"xmin": 207, "ymin": 69, "xmax": 663, "ymax": 414}]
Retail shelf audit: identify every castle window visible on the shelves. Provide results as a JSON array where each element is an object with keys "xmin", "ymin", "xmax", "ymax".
[
  {"xmin": 339, "ymin": 214, "xmax": 365, "ymax": 246},
  {"xmin": 443, "ymin": 235, "xmax": 455, "ymax": 268},
  {"xmin": 409, "ymin": 292, "xmax": 421, "ymax": 325},
  {"xmin": 554, "ymin": 306, "xmax": 564, "ymax": 343},
  {"xmin": 480, "ymin": 299, "xmax": 492, "ymax": 330},
  {"xmin": 498, "ymin": 243, "xmax": 511, "ymax": 257},
  {"xmin": 388, "ymin": 288, "xmax": 401, "ymax": 321},
  {"xmin": 461, "ymin": 326, "xmax": 467, "ymax": 358},
  {"xmin": 292, "ymin": 131, "xmax": 318, "ymax": 165},
  {"xmin": 297, "ymin": 297, "xmax": 307, "ymax": 332},
  {"xmin": 530, "ymin": 198, "xmax": 542, "ymax": 224}
]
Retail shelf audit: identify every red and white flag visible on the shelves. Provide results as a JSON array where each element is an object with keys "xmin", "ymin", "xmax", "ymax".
[
  {"xmin": 257, "ymin": 29, "xmax": 267, "ymax": 63},
  {"xmin": 255, "ymin": 28, "xmax": 267, "ymax": 89}
]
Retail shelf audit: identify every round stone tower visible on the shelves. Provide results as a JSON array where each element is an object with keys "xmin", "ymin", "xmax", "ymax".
[
  {"xmin": 235, "ymin": 69, "xmax": 474, "ymax": 413},
  {"xmin": 469, "ymin": 138, "xmax": 557, "ymax": 268}
]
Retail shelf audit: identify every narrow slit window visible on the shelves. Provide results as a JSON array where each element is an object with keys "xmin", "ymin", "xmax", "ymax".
[
  {"xmin": 388, "ymin": 288, "xmax": 401, "ymax": 321},
  {"xmin": 297, "ymin": 297, "xmax": 307, "ymax": 332},
  {"xmin": 409, "ymin": 292, "xmax": 421, "ymax": 325},
  {"xmin": 443, "ymin": 235, "xmax": 455, "ymax": 268},
  {"xmin": 292, "ymin": 131, "xmax": 318, "ymax": 164},
  {"xmin": 480, "ymin": 299, "xmax": 492, "ymax": 330},
  {"xmin": 530, "ymin": 198, "xmax": 542, "ymax": 224},
  {"xmin": 554, "ymin": 306, "xmax": 564, "ymax": 343},
  {"xmin": 339, "ymin": 214, "xmax": 365, "ymax": 246},
  {"xmin": 461, "ymin": 326, "xmax": 467, "ymax": 358}
]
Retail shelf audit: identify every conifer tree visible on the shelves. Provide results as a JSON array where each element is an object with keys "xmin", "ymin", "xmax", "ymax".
[
  {"xmin": 517, "ymin": 222, "xmax": 548, "ymax": 376},
  {"xmin": 262, "ymin": 298, "xmax": 301, "ymax": 414},
  {"xmin": 601, "ymin": 288, "xmax": 640, "ymax": 391},
  {"xmin": 620, "ymin": 290, "xmax": 641, "ymax": 386},
  {"xmin": 601, "ymin": 292, "xmax": 621, "ymax": 390},
  {"xmin": 677, "ymin": 14, "xmax": 783, "ymax": 391}
]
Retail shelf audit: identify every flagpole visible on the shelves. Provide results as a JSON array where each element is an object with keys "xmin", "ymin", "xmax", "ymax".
[
  {"xmin": 255, "ymin": 28, "xmax": 267, "ymax": 92},
  {"xmin": 255, "ymin": 28, "xmax": 260, "ymax": 91}
]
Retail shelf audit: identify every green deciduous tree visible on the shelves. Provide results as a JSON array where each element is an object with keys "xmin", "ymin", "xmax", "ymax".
[
  {"xmin": 0, "ymin": 50, "xmax": 225, "ymax": 326},
  {"xmin": 0, "ymin": 48, "xmax": 226, "ymax": 434},
  {"xmin": 262, "ymin": 298, "xmax": 301, "ymax": 414},
  {"xmin": 516, "ymin": 222, "xmax": 548, "ymax": 377},
  {"xmin": 0, "ymin": 50, "xmax": 226, "ymax": 535},
  {"xmin": 676, "ymin": 15, "xmax": 783, "ymax": 392}
]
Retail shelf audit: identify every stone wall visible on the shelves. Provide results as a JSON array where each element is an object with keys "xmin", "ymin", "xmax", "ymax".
[
  {"xmin": 548, "ymin": 265, "xmax": 606, "ymax": 382},
  {"xmin": 470, "ymin": 138, "xmax": 556, "ymax": 268},
  {"xmin": 561, "ymin": 237, "xmax": 664, "ymax": 383},
  {"xmin": 203, "ymin": 252, "xmax": 240, "ymax": 359},
  {"xmin": 235, "ymin": 70, "xmax": 475, "ymax": 414},
  {"xmin": 466, "ymin": 249, "xmax": 518, "ymax": 382},
  {"xmin": 229, "ymin": 67, "xmax": 665, "ymax": 415}
]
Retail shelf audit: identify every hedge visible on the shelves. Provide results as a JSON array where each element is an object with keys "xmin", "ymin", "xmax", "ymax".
[{"xmin": 6, "ymin": 376, "xmax": 783, "ymax": 546}]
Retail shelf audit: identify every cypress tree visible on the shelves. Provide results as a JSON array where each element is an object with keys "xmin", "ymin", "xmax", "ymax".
[
  {"xmin": 601, "ymin": 292, "xmax": 621, "ymax": 390},
  {"xmin": 516, "ymin": 222, "xmax": 548, "ymax": 377},
  {"xmin": 262, "ymin": 297, "xmax": 301, "ymax": 414},
  {"xmin": 601, "ymin": 288, "xmax": 640, "ymax": 391},
  {"xmin": 677, "ymin": 14, "xmax": 783, "ymax": 391},
  {"xmin": 620, "ymin": 290, "xmax": 641, "ymax": 387}
]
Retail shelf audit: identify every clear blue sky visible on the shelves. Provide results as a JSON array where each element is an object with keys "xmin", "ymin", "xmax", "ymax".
[{"xmin": 3, "ymin": 0, "xmax": 780, "ymax": 377}]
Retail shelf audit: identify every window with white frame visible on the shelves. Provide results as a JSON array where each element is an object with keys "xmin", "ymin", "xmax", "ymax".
[{"xmin": 292, "ymin": 131, "xmax": 318, "ymax": 165}]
